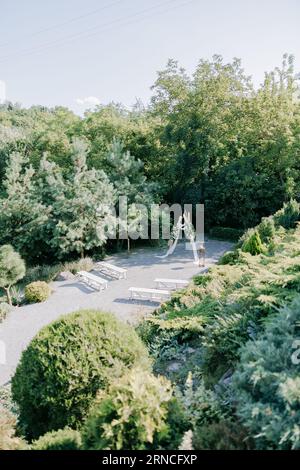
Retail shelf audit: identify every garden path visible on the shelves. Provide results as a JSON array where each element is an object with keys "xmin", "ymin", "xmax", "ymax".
[{"xmin": 0, "ymin": 239, "xmax": 232, "ymax": 385}]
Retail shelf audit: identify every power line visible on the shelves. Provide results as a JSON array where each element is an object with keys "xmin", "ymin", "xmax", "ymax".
[
  {"xmin": 0, "ymin": 0, "xmax": 125, "ymax": 48},
  {"xmin": 0, "ymin": 0, "xmax": 195, "ymax": 64}
]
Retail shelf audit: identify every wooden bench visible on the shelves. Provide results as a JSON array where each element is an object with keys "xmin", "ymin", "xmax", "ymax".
[
  {"xmin": 154, "ymin": 278, "xmax": 189, "ymax": 290},
  {"xmin": 95, "ymin": 261, "xmax": 127, "ymax": 279},
  {"xmin": 129, "ymin": 287, "xmax": 170, "ymax": 301},
  {"xmin": 77, "ymin": 271, "xmax": 108, "ymax": 291}
]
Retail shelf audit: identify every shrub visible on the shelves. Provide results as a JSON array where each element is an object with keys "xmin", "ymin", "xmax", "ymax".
[
  {"xmin": 209, "ymin": 227, "xmax": 243, "ymax": 242},
  {"xmin": 274, "ymin": 199, "xmax": 300, "ymax": 229},
  {"xmin": 82, "ymin": 368, "xmax": 187, "ymax": 450},
  {"xmin": 63, "ymin": 257, "xmax": 94, "ymax": 274},
  {"xmin": 218, "ymin": 250, "xmax": 240, "ymax": 265},
  {"xmin": 12, "ymin": 310, "xmax": 151, "ymax": 440},
  {"xmin": 10, "ymin": 285, "xmax": 25, "ymax": 306},
  {"xmin": 201, "ymin": 310, "xmax": 259, "ymax": 385},
  {"xmin": 0, "ymin": 407, "xmax": 25, "ymax": 450},
  {"xmin": 25, "ymin": 281, "xmax": 51, "ymax": 303},
  {"xmin": 231, "ymin": 296, "xmax": 300, "ymax": 449},
  {"xmin": 0, "ymin": 302, "xmax": 11, "ymax": 322},
  {"xmin": 31, "ymin": 428, "xmax": 82, "ymax": 450},
  {"xmin": 241, "ymin": 229, "xmax": 264, "ymax": 255},
  {"xmin": 177, "ymin": 373, "xmax": 226, "ymax": 429},
  {"xmin": 257, "ymin": 217, "xmax": 276, "ymax": 243},
  {"xmin": 193, "ymin": 420, "xmax": 252, "ymax": 450},
  {"xmin": 23, "ymin": 264, "xmax": 61, "ymax": 284},
  {"xmin": 0, "ymin": 245, "xmax": 26, "ymax": 305}
]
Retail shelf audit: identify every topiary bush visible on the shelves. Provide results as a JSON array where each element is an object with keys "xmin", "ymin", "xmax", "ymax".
[
  {"xmin": 12, "ymin": 310, "xmax": 151, "ymax": 440},
  {"xmin": 231, "ymin": 296, "xmax": 300, "ymax": 449},
  {"xmin": 241, "ymin": 229, "xmax": 264, "ymax": 255},
  {"xmin": 25, "ymin": 281, "xmax": 51, "ymax": 303},
  {"xmin": 31, "ymin": 428, "xmax": 82, "ymax": 450},
  {"xmin": 82, "ymin": 368, "xmax": 188, "ymax": 450}
]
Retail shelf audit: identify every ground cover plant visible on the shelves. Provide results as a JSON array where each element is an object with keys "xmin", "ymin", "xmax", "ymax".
[{"xmin": 137, "ymin": 206, "xmax": 300, "ymax": 449}]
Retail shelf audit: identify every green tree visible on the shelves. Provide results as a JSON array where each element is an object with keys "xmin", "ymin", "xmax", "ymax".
[
  {"xmin": 105, "ymin": 139, "xmax": 157, "ymax": 251},
  {"xmin": 0, "ymin": 152, "xmax": 48, "ymax": 261},
  {"xmin": 50, "ymin": 139, "xmax": 116, "ymax": 258},
  {"xmin": 0, "ymin": 245, "xmax": 26, "ymax": 305}
]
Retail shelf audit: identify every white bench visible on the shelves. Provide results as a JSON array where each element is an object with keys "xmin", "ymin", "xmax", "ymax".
[
  {"xmin": 77, "ymin": 271, "xmax": 108, "ymax": 291},
  {"xmin": 129, "ymin": 287, "xmax": 170, "ymax": 301},
  {"xmin": 95, "ymin": 261, "xmax": 127, "ymax": 279},
  {"xmin": 154, "ymin": 278, "xmax": 189, "ymax": 290}
]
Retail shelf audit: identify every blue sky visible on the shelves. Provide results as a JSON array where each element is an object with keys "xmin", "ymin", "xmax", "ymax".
[{"xmin": 0, "ymin": 0, "xmax": 299, "ymax": 114}]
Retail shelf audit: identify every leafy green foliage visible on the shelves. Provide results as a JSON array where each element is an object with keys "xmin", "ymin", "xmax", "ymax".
[
  {"xmin": 193, "ymin": 420, "xmax": 252, "ymax": 450},
  {"xmin": 0, "ymin": 408, "xmax": 26, "ymax": 450},
  {"xmin": 62, "ymin": 257, "xmax": 94, "ymax": 274},
  {"xmin": 0, "ymin": 302, "xmax": 11, "ymax": 322},
  {"xmin": 274, "ymin": 199, "xmax": 300, "ymax": 229},
  {"xmin": 139, "ymin": 217, "xmax": 300, "ymax": 388},
  {"xmin": 0, "ymin": 244, "xmax": 26, "ymax": 305},
  {"xmin": 22, "ymin": 264, "xmax": 61, "ymax": 285},
  {"xmin": 82, "ymin": 368, "xmax": 187, "ymax": 450},
  {"xmin": 25, "ymin": 281, "xmax": 51, "ymax": 303},
  {"xmin": 31, "ymin": 428, "xmax": 82, "ymax": 450},
  {"xmin": 241, "ymin": 229, "xmax": 264, "ymax": 255},
  {"xmin": 12, "ymin": 309, "xmax": 150, "ymax": 440},
  {"xmin": 177, "ymin": 373, "xmax": 226, "ymax": 429},
  {"xmin": 231, "ymin": 296, "xmax": 300, "ymax": 449},
  {"xmin": 257, "ymin": 217, "xmax": 276, "ymax": 243},
  {"xmin": 0, "ymin": 143, "xmax": 116, "ymax": 263}
]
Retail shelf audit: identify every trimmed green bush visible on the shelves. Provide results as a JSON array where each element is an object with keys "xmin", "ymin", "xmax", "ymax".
[
  {"xmin": 82, "ymin": 368, "xmax": 187, "ymax": 450},
  {"xmin": 25, "ymin": 281, "xmax": 51, "ymax": 303},
  {"xmin": 31, "ymin": 428, "xmax": 82, "ymax": 450},
  {"xmin": 231, "ymin": 296, "xmax": 300, "ymax": 449},
  {"xmin": 12, "ymin": 310, "xmax": 151, "ymax": 440},
  {"xmin": 241, "ymin": 229, "xmax": 264, "ymax": 255}
]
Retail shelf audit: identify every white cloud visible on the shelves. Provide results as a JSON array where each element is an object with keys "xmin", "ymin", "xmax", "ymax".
[{"xmin": 75, "ymin": 96, "xmax": 100, "ymax": 107}]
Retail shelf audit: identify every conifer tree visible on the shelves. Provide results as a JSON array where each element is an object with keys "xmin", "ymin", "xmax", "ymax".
[
  {"xmin": 50, "ymin": 139, "xmax": 116, "ymax": 258},
  {"xmin": 0, "ymin": 152, "xmax": 47, "ymax": 261},
  {"xmin": 0, "ymin": 245, "xmax": 26, "ymax": 305}
]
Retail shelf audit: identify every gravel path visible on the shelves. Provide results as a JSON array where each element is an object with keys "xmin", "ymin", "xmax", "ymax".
[{"xmin": 0, "ymin": 239, "xmax": 232, "ymax": 385}]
